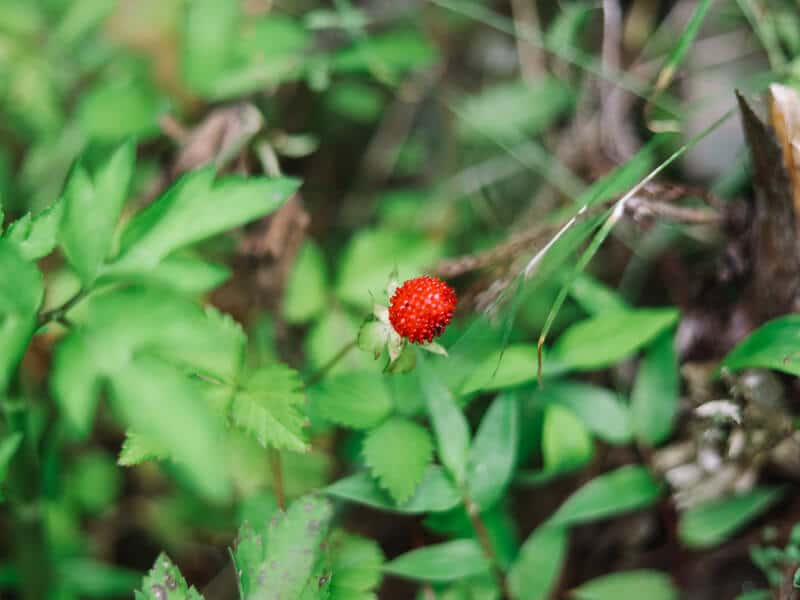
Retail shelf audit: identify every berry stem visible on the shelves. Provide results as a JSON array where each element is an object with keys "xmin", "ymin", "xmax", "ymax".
[{"xmin": 306, "ymin": 338, "xmax": 357, "ymax": 386}]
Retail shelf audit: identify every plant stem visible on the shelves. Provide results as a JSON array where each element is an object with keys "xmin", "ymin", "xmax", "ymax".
[
  {"xmin": 464, "ymin": 495, "xmax": 510, "ymax": 599},
  {"xmin": 268, "ymin": 448, "xmax": 286, "ymax": 511},
  {"xmin": 5, "ymin": 402, "xmax": 51, "ymax": 600},
  {"xmin": 37, "ymin": 288, "xmax": 88, "ymax": 327},
  {"xmin": 305, "ymin": 338, "xmax": 357, "ymax": 386}
]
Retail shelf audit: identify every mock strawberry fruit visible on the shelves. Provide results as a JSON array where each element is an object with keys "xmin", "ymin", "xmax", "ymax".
[{"xmin": 388, "ymin": 276, "xmax": 457, "ymax": 344}]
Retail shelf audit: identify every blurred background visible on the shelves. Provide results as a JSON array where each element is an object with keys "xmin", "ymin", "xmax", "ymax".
[{"xmin": 3, "ymin": 0, "xmax": 800, "ymax": 598}]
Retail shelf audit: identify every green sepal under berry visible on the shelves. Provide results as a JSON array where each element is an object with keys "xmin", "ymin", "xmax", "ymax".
[{"xmin": 135, "ymin": 553, "xmax": 204, "ymax": 600}]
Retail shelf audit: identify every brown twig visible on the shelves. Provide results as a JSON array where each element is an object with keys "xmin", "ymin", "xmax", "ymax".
[{"xmin": 510, "ymin": 0, "xmax": 545, "ymax": 83}]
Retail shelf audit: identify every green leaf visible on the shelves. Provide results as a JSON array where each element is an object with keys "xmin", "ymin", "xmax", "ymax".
[
  {"xmin": 51, "ymin": 287, "xmax": 244, "ymax": 501},
  {"xmin": 66, "ymin": 451, "xmax": 121, "ymax": 515},
  {"xmin": 182, "ymin": 0, "xmax": 238, "ymax": 94},
  {"xmin": 542, "ymin": 404, "xmax": 593, "ymax": 474},
  {"xmin": 136, "ymin": 553, "xmax": 202, "ymax": 600},
  {"xmin": 566, "ymin": 273, "xmax": 629, "ymax": 315},
  {"xmin": 231, "ymin": 364, "xmax": 308, "ymax": 453},
  {"xmin": 3, "ymin": 199, "xmax": 63, "ymax": 260},
  {"xmin": 0, "ymin": 241, "xmax": 43, "ymax": 392},
  {"xmin": 536, "ymin": 380, "xmax": 632, "ymax": 444},
  {"xmin": 233, "ymin": 494, "xmax": 334, "ymax": 599},
  {"xmin": 308, "ymin": 372, "xmax": 392, "ymax": 430},
  {"xmin": 59, "ymin": 558, "xmax": 141, "ymax": 598},
  {"xmin": 720, "ymin": 316, "xmax": 800, "ymax": 376},
  {"xmin": 324, "ymin": 466, "xmax": 460, "ymax": 514},
  {"xmin": 571, "ymin": 570, "xmax": 678, "ymax": 600},
  {"xmin": 332, "ymin": 29, "xmax": 437, "ymax": 78},
  {"xmin": 678, "ymin": 487, "xmax": 784, "ymax": 548},
  {"xmin": 508, "ymin": 525, "xmax": 567, "ymax": 600},
  {"xmin": 461, "ymin": 345, "xmax": 538, "ymax": 394},
  {"xmin": 631, "ymin": 330, "xmax": 678, "ymax": 446},
  {"xmin": 60, "ymin": 143, "xmax": 135, "ymax": 284},
  {"xmin": 418, "ymin": 355, "xmax": 471, "ymax": 485},
  {"xmin": 53, "ymin": 0, "xmax": 116, "ymax": 47},
  {"xmin": 111, "ymin": 355, "xmax": 230, "ymax": 502},
  {"xmin": 363, "ymin": 417, "xmax": 434, "ymax": 504},
  {"xmin": 335, "ymin": 229, "xmax": 441, "ymax": 310},
  {"xmin": 283, "ymin": 241, "xmax": 328, "ymax": 324},
  {"xmin": 467, "ymin": 393, "xmax": 518, "ymax": 510},
  {"xmin": 77, "ymin": 74, "xmax": 162, "ymax": 142},
  {"xmin": 458, "ymin": 79, "xmax": 573, "ymax": 144},
  {"xmin": 326, "ymin": 81, "xmax": 386, "ymax": 123},
  {"xmin": 104, "ymin": 253, "xmax": 231, "ymax": 296},
  {"xmin": 548, "ymin": 465, "xmax": 661, "ymax": 528},
  {"xmin": 328, "ymin": 531, "xmax": 384, "ymax": 600},
  {"xmin": 383, "ymin": 540, "xmax": 490, "ymax": 583},
  {"xmin": 552, "ymin": 308, "xmax": 679, "ymax": 371},
  {"xmin": 118, "ymin": 431, "xmax": 168, "ymax": 467},
  {"xmin": 0, "ymin": 432, "xmax": 23, "ymax": 485},
  {"xmin": 306, "ymin": 308, "xmax": 368, "ymax": 374},
  {"xmin": 113, "ymin": 170, "xmax": 299, "ymax": 272}
]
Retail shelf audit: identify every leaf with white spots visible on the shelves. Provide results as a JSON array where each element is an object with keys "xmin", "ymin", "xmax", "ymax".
[
  {"xmin": 233, "ymin": 494, "xmax": 334, "ymax": 600},
  {"xmin": 135, "ymin": 553, "xmax": 203, "ymax": 600}
]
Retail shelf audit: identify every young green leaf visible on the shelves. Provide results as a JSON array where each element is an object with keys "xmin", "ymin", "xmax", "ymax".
[
  {"xmin": 542, "ymin": 404, "xmax": 594, "ymax": 474},
  {"xmin": 631, "ymin": 330, "xmax": 679, "ymax": 446},
  {"xmin": 60, "ymin": 142, "xmax": 135, "ymax": 283},
  {"xmin": 117, "ymin": 431, "xmax": 169, "ymax": 467},
  {"xmin": 461, "ymin": 345, "xmax": 539, "ymax": 394},
  {"xmin": 308, "ymin": 371, "xmax": 392, "ymax": 430},
  {"xmin": 51, "ymin": 287, "xmax": 245, "ymax": 500},
  {"xmin": 231, "ymin": 364, "xmax": 308, "ymax": 453},
  {"xmin": 362, "ymin": 416, "xmax": 434, "ymax": 504},
  {"xmin": 111, "ymin": 355, "xmax": 230, "ymax": 502},
  {"xmin": 332, "ymin": 29, "xmax": 437, "ymax": 78},
  {"xmin": 508, "ymin": 525, "xmax": 567, "ymax": 600},
  {"xmin": 566, "ymin": 273, "xmax": 629, "ymax": 315},
  {"xmin": 0, "ymin": 240, "xmax": 43, "ymax": 392},
  {"xmin": 181, "ymin": 0, "xmax": 238, "ymax": 94},
  {"xmin": 324, "ymin": 466, "xmax": 461, "ymax": 514},
  {"xmin": 3, "ymin": 198, "xmax": 63, "ymax": 260},
  {"xmin": 467, "ymin": 393, "xmax": 519, "ymax": 510},
  {"xmin": 112, "ymin": 170, "xmax": 299, "ymax": 272},
  {"xmin": 457, "ymin": 78, "xmax": 573, "ymax": 144},
  {"xmin": 59, "ymin": 558, "xmax": 141, "ymax": 598},
  {"xmin": 536, "ymin": 380, "xmax": 632, "ymax": 444},
  {"xmin": 283, "ymin": 241, "xmax": 329, "ymax": 324},
  {"xmin": 104, "ymin": 253, "xmax": 231, "ymax": 296},
  {"xmin": 136, "ymin": 553, "xmax": 203, "ymax": 600},
  {"xmin": 418, "ymin": 355, "xmax": 471, "ymax": 485},
  {"xmin": 328, "ymin": 531, "xmax": 384, "ymax": 600},
  {"xmin": 719, "ymin": 316, "xmax": 800, "ymax": 376},
  {"xmin": 552, "ymin": 308, "xmax": 679, "ymax": 371},
  {"xmin": 678, "ymin": 487, "xmax": 784, "ymax": 548},
  {"xmin": 234, "ymin": 494, "xmax": 334, "ymax": 599},
  {"xmin": 571, "ymin": 569, "xmax": 678, "ymax": 600},
  {"xmin": 547, "ymin": 465, "xmax": 661, "ymax": 528},
  {"xmin": 383, "ymin": 540, "xmax": 490, "ymax": 583}
]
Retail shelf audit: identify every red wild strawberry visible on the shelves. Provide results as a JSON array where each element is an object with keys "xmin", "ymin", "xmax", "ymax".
[{"xmin": 388, "ymin": 276, "xmax": 457, "ymax": 344}]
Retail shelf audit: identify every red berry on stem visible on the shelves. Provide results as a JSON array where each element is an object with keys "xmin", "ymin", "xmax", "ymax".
[{"xmin": 388, "ymin": 276, "xmax": 457, "ymax": 344}]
